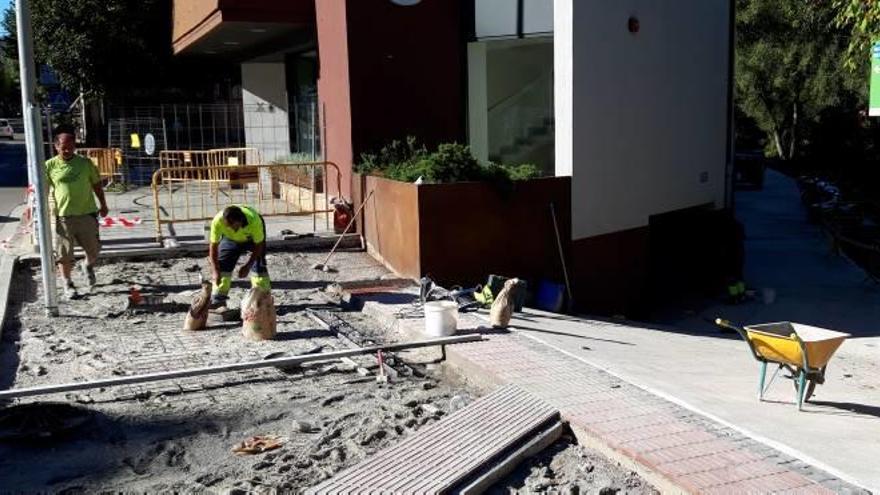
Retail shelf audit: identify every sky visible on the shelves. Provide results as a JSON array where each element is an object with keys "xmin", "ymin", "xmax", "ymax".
[{"xmin": 0, "ymin": 0, "xmax": 9, "ymax": 35}]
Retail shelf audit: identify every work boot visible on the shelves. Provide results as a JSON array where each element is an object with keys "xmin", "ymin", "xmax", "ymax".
[
  {"xmin": 63, "ymin": 280, "xmax": 79, "ymax": 300},
  {"xmin": 83, "ymin": 264, "xmax": 97, "ymax": 288},
  {"xmin": 209, "ymin": 293, "xmax": 228, "ymax": 309}
]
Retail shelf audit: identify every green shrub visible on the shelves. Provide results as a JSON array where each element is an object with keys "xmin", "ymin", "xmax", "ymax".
[
  {"xmin": 357, "ymin": 138, "xmax": 542, "ymax": 184},
  {"xmin": 356, "ymin": 136, "xmax": 427, "ymax": 176},
  {"xmin": 272, "ymin": 152, "xmax": 318, "ymax": 164},
  {"xmin": 498, "ymin": 163, "xmax": 541, "ymax": 181}
]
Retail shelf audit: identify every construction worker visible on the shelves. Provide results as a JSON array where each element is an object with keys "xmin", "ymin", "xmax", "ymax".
[
  {"xmin": 208, "ymin": 205, "xmax": 270, "ymax": 307},
  {"xmin": 46, "ymin": 128, "xmax": 109, "ymax": 299}
]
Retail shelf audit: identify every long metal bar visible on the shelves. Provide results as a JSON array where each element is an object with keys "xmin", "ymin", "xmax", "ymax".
[
  {"xmin": 0, "ymin": 334, "xmax": 482, "ymax": 400},
  {"xmin": 16, "ymin": 0, "xmax": 58, "ymax": 316}
]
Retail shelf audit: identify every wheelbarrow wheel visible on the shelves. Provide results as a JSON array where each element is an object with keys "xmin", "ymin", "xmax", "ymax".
[{"xmin": 792, "ymin": 377, "xmax": 817, "ymax": 402}]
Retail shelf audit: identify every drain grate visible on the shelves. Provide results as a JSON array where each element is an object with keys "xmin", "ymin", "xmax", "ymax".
[{"xmin": 307, "ymin": 384, "xmax": 559, "ymax": 494}]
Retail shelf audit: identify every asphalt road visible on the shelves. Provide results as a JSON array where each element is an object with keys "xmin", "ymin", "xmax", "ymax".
[{"xmin": 0, "ymin": 135, "xmax": 29, "ymax": 221}]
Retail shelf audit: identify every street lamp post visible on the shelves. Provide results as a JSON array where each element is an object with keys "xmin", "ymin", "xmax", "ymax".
[{"xmin": 16, "ymin": 0, "xmax": 59, "ymax": 316}]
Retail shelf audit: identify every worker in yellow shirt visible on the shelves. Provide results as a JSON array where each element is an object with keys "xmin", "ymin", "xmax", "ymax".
[{"xmin": 207, "ymin": 205, "xmax": 270, "ymax": 307}]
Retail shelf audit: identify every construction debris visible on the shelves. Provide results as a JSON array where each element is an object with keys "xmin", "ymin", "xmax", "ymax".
[
  {"xmin": 232, "ymin": 435, "xmax": 286, "ymax": 455},
  {"xmin": 240, "ymin": 287, "xmax": 277, "ymax": 341},
  {"xmin": 490, "ymin": 278, "xmax": 519, "ymax": 328},
  {"xmin": 1, "ymin": 252, "xmax": 657, "ymax": 493},
  {"xmin": 183, "ymin": 280, "xmax": 212, "ymax": 331}
]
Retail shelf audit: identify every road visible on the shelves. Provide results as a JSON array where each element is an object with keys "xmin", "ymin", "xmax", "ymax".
[{"xmin": 0, "ymin": 135, "xmax": 28, "ymax": 221}]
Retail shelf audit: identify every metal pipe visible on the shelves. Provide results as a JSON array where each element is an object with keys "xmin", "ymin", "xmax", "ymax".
[
  {"xmin": 549, "ymin": 203, "xmax": 573, "ymax": 311},
  {"xmin": 16, "ymin": 0, "xmax": 58, "ymax": 316},
  {"xmin": 0, "ymin": 334, "xmax": 482, "ymax": 400}
]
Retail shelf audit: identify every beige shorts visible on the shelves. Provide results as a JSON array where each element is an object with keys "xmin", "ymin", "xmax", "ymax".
[{"xmin": 56, "ymin": 214, "xmax": 101, "ymax": 263}]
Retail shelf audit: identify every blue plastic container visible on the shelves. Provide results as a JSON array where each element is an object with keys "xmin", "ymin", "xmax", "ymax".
[{"xmin": 535, "ymin": 280, "xmax": 565, "ymax": 313}]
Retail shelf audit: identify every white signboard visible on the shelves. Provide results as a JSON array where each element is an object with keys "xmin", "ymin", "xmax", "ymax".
[{"xmin": 144, "ymin": 133, "xmax": 156, "ymax": 156}]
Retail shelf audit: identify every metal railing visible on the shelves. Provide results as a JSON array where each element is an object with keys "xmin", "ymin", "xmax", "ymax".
[
  {"xmin": 78, "ymin": 148, "xmax": 124, "ymax": 183},
  {"xmin": 487, "ymin": 72, "xmax": 554, "ymax": 161},
  {"xmin": 150, "ymin": 161, "xmax": 341, "ymax": 242}
]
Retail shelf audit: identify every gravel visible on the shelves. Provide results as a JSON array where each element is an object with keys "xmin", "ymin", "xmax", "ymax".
[{"xmin": 0, "ymin": 250, "xmax": 655, "ymax": 493}]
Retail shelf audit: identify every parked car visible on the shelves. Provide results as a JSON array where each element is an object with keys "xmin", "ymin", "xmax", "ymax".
[{"xmin": 0, "ymin": 119, "xmax": 14, "ymax": 140}]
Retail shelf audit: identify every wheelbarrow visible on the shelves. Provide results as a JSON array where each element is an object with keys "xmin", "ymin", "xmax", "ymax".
[{"xmin": 715, "ymin": 319, "xmax": 850, "ymax": 410}]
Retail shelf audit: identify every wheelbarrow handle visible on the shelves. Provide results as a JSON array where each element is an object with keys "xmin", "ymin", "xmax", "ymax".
[
  {"xmin": 715, "ymin": 318, "xmax": 745, "ymax": 336},
  {"xmin": 715, "ymin": 318, "xmax": 765, "ymax": 363}
]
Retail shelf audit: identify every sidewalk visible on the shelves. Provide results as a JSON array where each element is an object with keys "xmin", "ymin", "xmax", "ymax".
[
  {"xmin": 351, "ymin": 169, "xmax": 877, "ymax": 492},
  {"xmin": 502, "ymin": 309, "xmax": 878, "ymax": 492},
  {"xmin": 661, "ymin": 169, "xmax": 880, "ymax": 339},
  {"xmin": 360, "ymin": 298, "xmax": 865, "ymax": 494},
  {"xmin": 485, "ymin": 171, "xmax": 880, "ymax": 491}
]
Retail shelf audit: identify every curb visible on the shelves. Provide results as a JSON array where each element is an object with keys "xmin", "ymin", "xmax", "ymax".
[{"xmin": 0, "ymin": 206, "xmax": 23, "ymax": 343}]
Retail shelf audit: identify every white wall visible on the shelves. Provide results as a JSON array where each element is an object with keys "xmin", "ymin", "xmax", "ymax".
[
  {"xmin": 555, "ymin": 0, "xmax": 731, "ymax": 240},
  {"xmin": 241, "ymin": 62, "xmax": 291, "ymax": 163}
]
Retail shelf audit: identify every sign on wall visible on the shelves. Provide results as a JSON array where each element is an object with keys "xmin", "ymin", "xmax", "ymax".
[{"xmin": 871, "ymin": 41, "xmax": 880, "ymax": 117}]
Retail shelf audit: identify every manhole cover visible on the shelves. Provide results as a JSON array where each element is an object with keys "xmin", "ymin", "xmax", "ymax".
[{"xmin": 0, "ymin": 403, "xmax": 94, "ymax": 441}]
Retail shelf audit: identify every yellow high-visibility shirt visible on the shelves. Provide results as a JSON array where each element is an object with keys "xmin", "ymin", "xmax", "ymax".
[{"xmin": 209, "ymin": 205, "xmax": 265, "ymax": 244}]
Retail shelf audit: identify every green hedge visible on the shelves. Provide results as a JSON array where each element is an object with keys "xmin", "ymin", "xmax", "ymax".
[{"xmin": 356, "ymin": 137, "xmax": 540, "ymax": 184}]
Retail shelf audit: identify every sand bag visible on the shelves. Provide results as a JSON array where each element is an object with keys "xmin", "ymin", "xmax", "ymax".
[
  {"xmin": 183, "ymin": 281, "xmax": 212, "ymax": 331},
  {"xmin": 240, "ymin": 287, "xmax": 277, "ymax": 341},
  {"xmin": 489, "ymin": 278, "xmax": 519, "ymax": 328}
]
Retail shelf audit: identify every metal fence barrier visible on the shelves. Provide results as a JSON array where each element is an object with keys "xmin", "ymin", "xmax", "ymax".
[
  {"xmin": 78, "ymin": 148, "xmax": 124, "ymax": 183},
  {"xmin": 151, "ymin": 161, "xmax": 341, "ymax": 242},
  {"xmin": 158, "ymin": 148, "xmax": 262, "ymax": 185}
]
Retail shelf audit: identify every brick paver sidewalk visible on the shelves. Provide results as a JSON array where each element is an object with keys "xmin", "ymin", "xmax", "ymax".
[
  {"xmin": 364, "ymin": 300, "xmax": 866, "ymax": 494},
  {"xmin": 454, "ymin": 332, "xmax": 862, "ymax": 493}
]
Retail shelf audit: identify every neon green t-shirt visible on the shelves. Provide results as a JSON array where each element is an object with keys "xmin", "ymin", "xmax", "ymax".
[
  {"xmin": 209, "ymin": 205, "xmax": 265, "ymax": 244},
  {"xmin": 45, "ymin": 154, "xmax": 100, "ymax": 217}
]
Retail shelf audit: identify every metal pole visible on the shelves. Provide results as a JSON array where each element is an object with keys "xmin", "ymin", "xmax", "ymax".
[
  {"xmin": 44, "ymin": 106, "xmax": 52, "ymax": 157},
  {"xmin": 0, "ymin": 334, "xmax": 482, "ymax": 400},
  {"xmin": 16, "ymin": 0, "xmax": 58, "ymax": 316}
]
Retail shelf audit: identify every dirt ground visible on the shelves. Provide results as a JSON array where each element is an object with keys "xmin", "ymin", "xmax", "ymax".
[
  {"xmin": 0, "ymin": 250, "xmax": 654, "ymax": 493},
  {"xmin": 490, "ymin": 433, "xmax": 657, "ymax": 495}
]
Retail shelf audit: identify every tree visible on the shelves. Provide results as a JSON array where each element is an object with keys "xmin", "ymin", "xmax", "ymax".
[
  {"xmin": 834, "ymin": 0, "xmax": 880, "ymax": 71},
  {"xmin": 2, "ymin": 0, "xmax": 171, "ymax": 98},
  {"xmin": 736, "ymin": 0, "xmax": 863, "ymax": 160}
]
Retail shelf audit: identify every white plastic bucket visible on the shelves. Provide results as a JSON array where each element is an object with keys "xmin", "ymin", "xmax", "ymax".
[{"xmin": 424, "ymin": 301, "xmax": 458, "ymax": 336}]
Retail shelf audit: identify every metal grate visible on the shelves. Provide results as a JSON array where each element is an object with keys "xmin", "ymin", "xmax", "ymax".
[{"xmin": 308, "ymin": 384, "xmax": 559, "ymax": 494}]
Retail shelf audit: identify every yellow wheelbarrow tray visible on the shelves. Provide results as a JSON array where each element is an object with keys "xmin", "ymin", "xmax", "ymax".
[{"xmin": 716, "ymin": 319, "xmax": 850, "ymax": 410}]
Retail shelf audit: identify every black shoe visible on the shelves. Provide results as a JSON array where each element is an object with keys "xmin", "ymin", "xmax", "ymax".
[{"xmin": 209, "ymin": 294, "xmax": 227, "ymax": 309}]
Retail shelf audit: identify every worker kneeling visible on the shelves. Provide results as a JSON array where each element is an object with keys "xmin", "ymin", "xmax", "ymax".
[{"xmin": 208, "ymin": 205, "xmax": 270, "ymax": 308}]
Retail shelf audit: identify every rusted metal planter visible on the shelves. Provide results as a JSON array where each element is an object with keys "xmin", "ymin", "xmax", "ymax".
[{"xmin": 353, "ymin": 174, "xmax": 571, "ymax": 289}]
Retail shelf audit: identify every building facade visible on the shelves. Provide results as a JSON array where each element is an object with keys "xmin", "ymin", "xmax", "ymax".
[{"xmin": 173, "ymin": 0, "xmax": 735, "ymax": 315}]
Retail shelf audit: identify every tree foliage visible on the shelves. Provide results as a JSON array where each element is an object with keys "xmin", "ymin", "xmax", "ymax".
[
  {"xmin": 2, "ymin": 0, "xmax": 173, "ymax": 98},
  {"xmin": 834, "ymin": 0, "xmax": 880, "ymax": 71},
  {"xmin": 736, "ymin": 0, "xmax": 863, "ymax": 160}
]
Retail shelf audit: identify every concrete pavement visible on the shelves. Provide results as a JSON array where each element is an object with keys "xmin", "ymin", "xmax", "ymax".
[
  {"xmin": 503, "ymin": 170, "xmax": 880, "ymax": 490},
  {"xmin": 506, "ymin": 310, "xmax": 878, "ymax": 491},
  {"xmin": 358, "ymin": 296, "xmax": 862, "ymax": 494}
]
